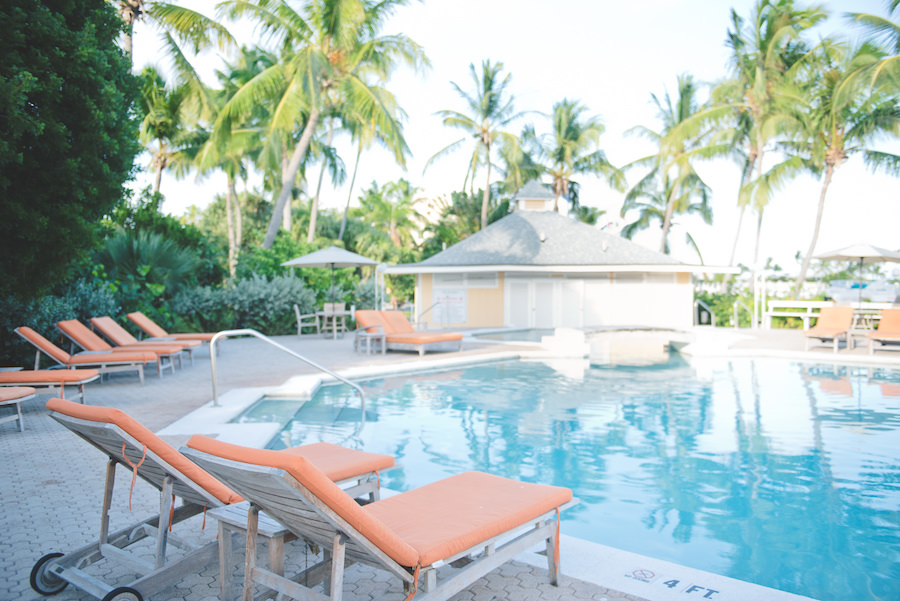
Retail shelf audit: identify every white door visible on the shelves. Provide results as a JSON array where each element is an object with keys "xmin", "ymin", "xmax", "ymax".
[
  {"xmin": 507, "ymin": 281, "xmax": 531, "ymax": 327},
  {"xmin": 533, "ymin": 281, "xmax": 555, "ymax": 328}
]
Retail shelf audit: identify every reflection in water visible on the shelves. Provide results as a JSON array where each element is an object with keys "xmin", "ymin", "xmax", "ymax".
[{"xmin": 261, "ymin": 356, "xmax": 900, "ymax": 601}]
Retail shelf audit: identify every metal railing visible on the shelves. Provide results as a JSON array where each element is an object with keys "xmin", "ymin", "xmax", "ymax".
[
  {"xmin": 209, "ymin": 329, "xmax": 366, "ymax": 408},
  {"xmin": 733, "ymin": 301, "xmax": 753, "ymax": 329},
  {"xmin": 693, "ymin": 299, "xmax": 716, "ymax": 327}
]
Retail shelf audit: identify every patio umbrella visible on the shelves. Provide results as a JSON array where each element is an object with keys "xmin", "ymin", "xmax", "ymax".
[
  {"xmin": 281, "ymin": 246, "xmax": 378, "ymax": 303},
  {"xmin": 815, "ymin": 243, "xmax": 900, "ymax": 303}
]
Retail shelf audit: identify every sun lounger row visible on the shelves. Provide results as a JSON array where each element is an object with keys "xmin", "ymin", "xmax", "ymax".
[
  {"xmin": 35, "ymin": 398, "xmax": 573, "ymax": 601},
  {"xmin": 804, "ymin": 307, "xmax": 900, "ymax": 354},
  {"xmin": 14, "ymin": 314, "xmax": 217, "ymax": 386}
]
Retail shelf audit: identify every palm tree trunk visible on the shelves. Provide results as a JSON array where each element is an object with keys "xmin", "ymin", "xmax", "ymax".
[
  {"xmin": 793, "ymin": 163, "xmax": 834, "ymax": 296},
  {"xmin": 234, "ymin": 179, "xmax": 243, "ymax": 251},
  {"xmin": 307, "ymin": 119, "xmax": 335, "ymax": 244},
  {"xmin": 338, "ymin": 143, "xmax": 363, "ymax": 241},
  {"xmin": 153, "ymin": 159, "xmax": 163, "ymax": 194},
  {"xmin": 480, "ymin": 151, "xmax": 492, "ymax": 230},
  {"xmin": 263, "ymin": 108, "xmax": 321, "ymax": 249},
  {"xmin": 729, "ymin": 205, "xmax": 746, "ymax": 266},
  {"xmin": 281, "ymin": 145, "xmax": 292, "ymax": 233},
  {"xmin": 659, "ymin": 183, "xmax": 678, "ymax": 254},
  {"xmin": 225, "ymin": 175, "xmax": 236, "ymax": 277}
]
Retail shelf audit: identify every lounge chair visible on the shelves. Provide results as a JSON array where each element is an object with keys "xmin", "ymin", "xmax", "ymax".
[
  {"xmin": 35, "ymin": 398, "xmax": 394, "ymax": 601},
  {"xmin": 0, "ymin": 368, "xmax": 99, "ymax": 403},
  {"xmin": 355, "ymin": 310, "xmax": 463, "ymax": 356},
  {"xmin": 16, "ymin": 326, "xmax": 153, "ymax": 384},
  {"xmin": 868, "ymin": 308, "xmax": 900, "ymax": 355},
  {"xmin": 0, "ymin": 386, "xmax": 35, "ymax": 432},
  {"xmin": 57, "ymin": 319, "xmax": 181, "ymax": 376},
  {"xmin": 804, "ymin": 306, "xmax": 854, "ymax": 353},
  {"xmin": 183, "ymin": 435, "xmax": 574, "ymax": 601},
  {"xmin": 90, "ymin": 316, "xmax": 200, "ymax": 365},
  {"xmin": 126, "ymin": 311, "xmax": 217, "ymax": 344}
]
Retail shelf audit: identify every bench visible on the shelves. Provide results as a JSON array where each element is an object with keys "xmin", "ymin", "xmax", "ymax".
[{"xmin": 765, "ymin": 300, "xmax": 834, "ymax": 329}]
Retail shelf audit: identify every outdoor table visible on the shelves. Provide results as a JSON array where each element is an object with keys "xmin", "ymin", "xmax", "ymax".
[{"xmin": 317, "ymin": 310, "xmax": 351, "ymax": 340}]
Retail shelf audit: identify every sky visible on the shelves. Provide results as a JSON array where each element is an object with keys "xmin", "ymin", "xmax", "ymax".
[{"xmin": 131, "ymin": 0, "xmax": 899, "ymax": 274}]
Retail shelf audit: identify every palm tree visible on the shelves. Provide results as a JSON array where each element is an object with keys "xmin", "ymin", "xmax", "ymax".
[
  {"xmin": 791, "ymin": 41, "xmax": 900, "ymax": 294},
  {"xmin": 843, "ymin": 1, "xmax": 900, "ymax": 96},
  {"xmin": 216, "ymin": 0, "xmax": 426, "ymax": 249},
  {"xmin": 428, "ymin": 60, "xmax": 525, "ymax": 230},
  {"xmin": 620, "ymin": 172, "xmax": 712, "ymax": 262},
  {"xmin": 138, "ymin": 66, "xmax": 193, "ymax": 194},
  {"xmin": 523, "ymin": 98, "xmax": 624, "ymax": 213},
  {"xmin": 717, "ymin": 0, "xmax": 827, "ymax": 267},
  {"xmin": 358, "ymin": 179, "xmax": 421, "ymax": 247},
  {"xmin": 625, "ymin": 74, "xmax": 729, "ymax": 254}
]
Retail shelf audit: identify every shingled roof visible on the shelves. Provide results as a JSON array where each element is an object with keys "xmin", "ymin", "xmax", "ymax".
[{"xmin": 407, "ymin": 211, "xmax": 683, "ymax": 268}]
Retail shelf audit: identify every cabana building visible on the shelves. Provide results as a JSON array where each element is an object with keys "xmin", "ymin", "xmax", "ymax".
[{"xmin": 385, "ymin": 207, "xmax": 717, "ymax": 332}]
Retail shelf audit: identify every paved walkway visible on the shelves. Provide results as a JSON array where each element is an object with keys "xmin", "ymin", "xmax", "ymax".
[{"xmin": 3, "ymin": 327, "xmax": 898, "ymax": 601}]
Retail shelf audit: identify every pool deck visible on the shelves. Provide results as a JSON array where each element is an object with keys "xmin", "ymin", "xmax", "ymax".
[{"xmin": 4, "ymin": 327, "xmax": 897, "ymax": 601}]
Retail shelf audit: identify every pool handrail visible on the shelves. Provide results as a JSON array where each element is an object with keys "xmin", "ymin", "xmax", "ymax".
[{"xmin": 209, "ymin": 329, "xmax": 366, "ymax": 408}]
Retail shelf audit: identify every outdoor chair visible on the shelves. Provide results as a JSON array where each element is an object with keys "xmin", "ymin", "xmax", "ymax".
[
  {"xmin": 0, "ymin": 386, "xmax": 35, "ymax": 432},
  {"xmin": 294, "ymin": 304, "xmax": 320, "ymax": 336},
  {"xmin": 868, "ymin": 308, "xmax": 900, "ymax": 355},
  {"xmin": 15, "ymin": 326, "xmax": 153, "ymax": 384},
  {"xmin": 0, "ymin": 368, "xmax": 99, "ymax": 403},
  {"xmin": 57, "ymin": 319, "xmax": 181, "ymax": 376},
  {"xmin": 126, "ymin": 311, "xmax": 217, "ymax": 344},
  {"xmin": 183, "ymin": 435, "xmax": 575, "ymax": 601},
  {"xmin": 355, "ymin": 310, "xmax": 463, "ymax": 356},
  {"xmin": 803, "ymin": 306, "xmax": 854, "ymax": 353},
  {"xmin": 33, "ymin": 398, "xmax": 394, "ymax": 601},
  {"xmin": 90, "ymin": 316, "xmax": 200, "ymax": 365}
]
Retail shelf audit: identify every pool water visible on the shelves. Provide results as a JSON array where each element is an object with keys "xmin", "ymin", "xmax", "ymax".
[{"xmin": 237, "ymin": 356, "xmax": 900, "ymax": 601}]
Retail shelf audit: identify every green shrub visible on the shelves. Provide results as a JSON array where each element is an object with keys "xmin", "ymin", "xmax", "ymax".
[{"xmin": 0, "ymin": 279, "xmax": 120, "ymax": 366}]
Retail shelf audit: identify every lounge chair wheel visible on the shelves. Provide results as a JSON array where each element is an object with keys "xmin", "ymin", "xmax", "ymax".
[
  {"xmin": 101, "ymin": 587, "xmax": 143, "ymax": 601},
  {"xmin": 30, "ymin": 553, "xmax": 67, "ymax": 595}
]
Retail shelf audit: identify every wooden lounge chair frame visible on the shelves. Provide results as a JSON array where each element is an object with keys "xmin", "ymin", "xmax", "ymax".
[
  {"xmin": 0, "ymin": 386, "xmax": 35, "ymax": 432},
  {"xmin": 0, "ymin": 369, "xmax": 99, "ymax": 403},
  {"xmin": 868, "ymin": 308, "xmax": 900, "ymax": 355},
  {"xmin": 803, "ymin": 306, "xmax": 854, "ymax": 353},
  {"xmin": 184, "ymin": 441, "xmax": 574, "ymax": 601},
  {"xmin": 32, "ymin": 400, "xmax": 236, "ymax": 601},
  {"xmin": 90, "ymin": 316, "xmax": 199, "ymax": 366},
  {"xmin": 355, "ymin": 310, "xmax": 463, "ymax": 357},
  {"xmin": 57, "ymin": 319, "xmax": 179, "ymax": 376},
  {"xmin": 16, "ymin": 327, "xmax": 149, "ymax": 384}
]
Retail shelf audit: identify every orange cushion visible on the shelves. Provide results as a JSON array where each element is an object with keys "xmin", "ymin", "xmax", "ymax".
[
  {"xmin": 0, "ymin": 369, "xmax": 100, "ymax": 384},
  {"xmin": 16, "ymin": 327, "xmax": 71, "ymax": 363},
  {"xmin": 381, "ymin": 311, "xmax": 416, "ymax": 334},
  {"xmin": 126, "ymin": 311, "xmax": 169, "ymax": 338},
  {"xmin": 364, "ymin": 471, "xmax": 572, "ymax": 566},
  {"xmin": 807, "ymin": 307, "xmax": 853, "ymax": 332},
  {"xmin": 0, "ymin": 387, "xmax": 36, "ymax": 402},
  {"xmin": 47, "ymin": 398, "xmax": 242, "ymax": 505},
  {"xmin": 355, "ymin": 310, "xmax": 392, "ymax": 333},
  {"xmin": 186, "ymin": 435, "xmax": 420, "ymax": 567},
  {"xmin": 58, "ymin": 319, "xmax": 114, "ymax": 351},
  {"xmin": 280, "ymin": 442, "xmax": 394, "ymax": 481},
  {"xmin": 385, "ymin": 332, "xmax": 463, "ymax": 345},
  {"xmin": 68, "ymin": 351, "xmax": 155, "ymax": 365}
]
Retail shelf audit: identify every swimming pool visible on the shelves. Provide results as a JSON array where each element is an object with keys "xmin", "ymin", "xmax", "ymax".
[{"xmin": 236, "ymin": 356, "xmax": 900, "ymax": 601}]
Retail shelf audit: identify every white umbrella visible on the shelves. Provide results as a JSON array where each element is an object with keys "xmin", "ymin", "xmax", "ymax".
[
  {"xmin": 815, "ymin": 243, "xmax": 900, "ymax": 303},
  {"xmin": 281, "ymin": 246, "xmax": 377, "ymax": 303}
]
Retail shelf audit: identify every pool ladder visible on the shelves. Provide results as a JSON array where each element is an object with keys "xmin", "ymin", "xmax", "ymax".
[{"xmin": 208, "ymin": 329, "xmax": 366, "ymax": 409}]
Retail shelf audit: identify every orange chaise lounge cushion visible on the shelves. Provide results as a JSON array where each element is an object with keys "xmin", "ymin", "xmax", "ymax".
[
  {"xmin": 187, "ymin": 434, "xmax": 421, "ymax": 567},
  {"xmin": 126, "ymin": 311, "xmax": 217, "ymax": 342},
  {"xmin": 46, "ymin": 397, "xmax": 242, "ymax": 505},
  {"xmin": 0, "ymin": 369, "xmax": 100, "ymax": 385},
  {"xmin": 186, "ymin": 435, "xmax": 572, "ymax": 569},
  {"xmin": 17, "ymin": 327, "xmax": 155, "ymax": 365},
  {"xmin": 805, "ymin": 306, "xmax": 853, "ymax": 336},
  {"xmin": 869, "ymin": 308, "xmax": 900, "ymax": 339},
  {"xmin": 357, "ymin": 310, "xmax": 463, "ymax": 345},
  {"xmin": 90, "ymin": 316, "xmax": 202, "ymax": 350}
]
